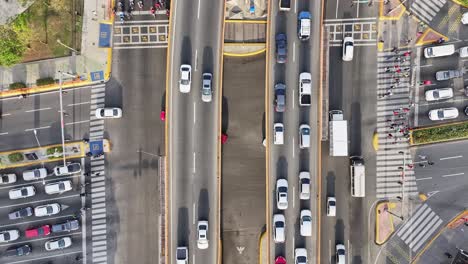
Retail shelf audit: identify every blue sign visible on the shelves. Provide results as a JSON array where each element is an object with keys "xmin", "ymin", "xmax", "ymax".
[
  {"xmin": 98, "ymin": 23, "xmax": 112, "ymax": 48},
  {"xmin": 90, "ymin": 71, "xmax": 104, "ymax": 81},
  {"xmin": 89, "ymin": 140, "xmax": 104, "ymax": 155}
]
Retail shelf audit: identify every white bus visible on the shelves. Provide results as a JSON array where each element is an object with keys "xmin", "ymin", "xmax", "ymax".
[
  {"xmin": 350, "ymin": 157, "xmax": 365, "ymax": 197},
  {"xmin": 424, "ymin": 44, "xmax": 455, "ymax": 58}
]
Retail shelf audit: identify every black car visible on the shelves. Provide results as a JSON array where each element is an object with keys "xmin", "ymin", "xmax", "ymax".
[
  {"xmin": 8, "ymin": 207, "xmax": 33, "ymax": 220},
  {"xmin": 4, "ymin": 245, "xmax": 31, "ymax": 257},
  {"xmin": 51, "ymin": 219, "xmax": 80, "ymax": 233}
]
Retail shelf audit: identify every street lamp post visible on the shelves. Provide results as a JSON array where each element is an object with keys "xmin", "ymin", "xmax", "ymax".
[
  {"xmin": 33, "ymin": 129, "xmax": 46, "ymax": 184},
  {"xmin": 58, "ymin": 71, "xmax": 76, "ymax": 166},
  {"xmin": 56, "ymin": 39, "xmax": 78, "ymax": 53}
]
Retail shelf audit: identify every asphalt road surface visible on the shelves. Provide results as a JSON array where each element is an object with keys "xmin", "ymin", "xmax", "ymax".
[
  {"xmin": 167, "ymin": 0, "xmax": 223, "ymax": 263},
  {"xmin": 104, "ymin": 44, "xmax": 167, "ymax": 264},
  {"xmin": 221, "ymin": 55, "xmax": 266, "ymax": 264},
  {"xmin": 267, "ymin": 0, "xmax": 322, "ymax": 263},
  {"xmin": 0, "ymin": 86, "xmax": 94, "ymax": 151}
]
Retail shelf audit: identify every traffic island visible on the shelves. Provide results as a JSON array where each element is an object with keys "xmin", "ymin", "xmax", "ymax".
[
  {"xmin": 0, "ymin": 139, "xmax": 110, "ymax": 169},
  {"xmin": 379, "ymin": 0, "xmax": 405, "ymax": 21},
  {"xmin": 410, "ymin": 121, "xmax": 468, "ymax": 146},
  {"xmin": 375, "ymin": 201, "xmax": 397, "ymax": 245}
]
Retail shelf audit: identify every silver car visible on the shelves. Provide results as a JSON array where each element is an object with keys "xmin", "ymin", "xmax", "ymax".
[
  {"xmin": 201, "ymin": 73, "xmax": 213, "ymax": 102},
  {"xmin": 435, "ymin": 70, "xmax": 462, "ymax": 81}
]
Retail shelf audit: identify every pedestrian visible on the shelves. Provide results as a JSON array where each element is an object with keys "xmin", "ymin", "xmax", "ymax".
[
  {"xmin": 404, "ymin": 67, "xmax": 411, "ymax": 72},
  {"xmin": 393, "ymin": 110, "xmax": 399, "ymax": 115},
  {"xmin": 406, "ymin": 38, "xmax": 412, "ymax": 44},
  {"xmin": 419, "ymin": 163, "xmax": 426, "ymax": 168},
  {"xmin": 428, "ymin": 161, "xmax": 434, "ymax": 165},
  {"xmin": 392, "ymin": 46, "xmax": 398, "ymax": 53},
  {"xmin": 397, "ymin": 180, "xmax": 403, "ymax": 184},
  {"xmin": 403, "ymin": 72, "xmax": 410, "ymax": 77},
  {"xmin": 396, "ymin": 68, "xmax": 402, "ymax": 73},
  {"xmin": 388, "ymin": 133, "xmax": 393, "ymax": 138},
  {"xmin": 407, "ymin": 164, "xmax": 414, "ymax": 169},
  {"xmin": 385, "ymin": 67, "xmax": 391, "ymax": 72},
  {"xmin": 418, "ymin": 155, "xmax": 427, "ymax": 160},
  {"xmin": 80, "ymin": 193, "xmax": 87, "ymax": 197},
  {"xmin": 94, "ymin": 172, "xmax": 101, "ymax": 176},
  {"xmin": 398, "ymin": 166, "xmax": 403, "ymax": 170},
  {"xmin": 445, "ymin": 252, "xmax": 453, "ymax": 259},
  {"xmin": 403, "ymin": 51, "xmax": 411, "ymax": 56}
]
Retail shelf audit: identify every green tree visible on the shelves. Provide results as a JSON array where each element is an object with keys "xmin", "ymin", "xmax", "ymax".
[{"xmin": 0, "ymin": 26, "xmax": 26, "ymax": 67}]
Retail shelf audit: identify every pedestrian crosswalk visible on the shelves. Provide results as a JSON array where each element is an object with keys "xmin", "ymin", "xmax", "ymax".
[
  {"xmin": 396, "ymin": 203, "xmax": 443, "ymax": 252},
  {"xmin": 409, "ymin": 0, "xmax": 447, "ymax": 24},
  {"xmin": 375, "ymin": 51, "xmax": 418, "ymax": 199},
  {"xmin": 88, "ymin": 84, "xmax": 109, "ymax": 264}
]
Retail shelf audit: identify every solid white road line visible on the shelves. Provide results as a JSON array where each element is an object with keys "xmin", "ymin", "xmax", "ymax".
[
  {"xmin": 193, "ymin": 152, "xmax": 196, "ymax": 173},
  {"xmin": 335, "ymin": 0, "xmax": 339, "ymax": 18},
  {"xmin": 439, "ymin": 155, "xmax": 462, "ymax": 160},
  {"xmin": 66, "ymin": 120, "xmax": 90, "ymax": 126},
  {"xmin": 1, "ymin": 113, "xmax": 11, "ymax": 117},
  {"xmin": 195, "ymin": 50, "xmax": 198, "ymax": 72},
  {"xmin": 197, "ymin": 0, "xmax": 201, "ymax": 19},
  {"xmin": 416, "ymin": 177, "xmax": 432, "ymax": 181},
  {"xmin": 442, "ymin": 172, "xmax": 464, "ymax": 178},
  {"xmin": 27, "ymin": 107, "xmax": 59, "ymax": 114},
  {"xmin": 193, "ymin": 203, "xmax": 196, "ymax": 225},
  {"xmin": 293, "ymin": 42, "xmax": 296, "ymax": 62},
  {"xmin": 292, "ymin": 138, "xmax": 295, "ymax": 158},
  {"xmin": 193, "ymin": 102, "xmax": 196, "ymax": 124},
  {"xmin": 292, "ymin": 90, "xmax": 295, "ymax": 109},
  {"xmin": 68, "ymin": 101, "xmax": 90, "ymax": 107},
  {"xmin": 24, "ymin": 126, "xmax": 50, "ymax": 132},
  {"xmin": 292, "ymin": 187, "xmax": 295, "ymax": 208},
  {"xmin": 0, "ymin": 132, "xmax": 8, "ymax": 135}
]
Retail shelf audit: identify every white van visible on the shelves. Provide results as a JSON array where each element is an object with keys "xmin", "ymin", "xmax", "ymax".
[
  {"xmin": 274, "ymin": 123, "xmax": 284, "ymax": 145},
  {"xmin": 424, "ymin": 44, "xmax": 455, "ymax": 58},
  {"xmin": 350, "ymin": 157, "xmax": 365, "ymax": 197}
]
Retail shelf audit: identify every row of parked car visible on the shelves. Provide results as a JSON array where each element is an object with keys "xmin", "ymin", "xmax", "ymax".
[
  {"xmin": 1, "ymin": 163, "xmax": 81, "ymax": 185},
  {"xmin": 1, "ymin": 235, "xmax": 73, "ymax": 257}
]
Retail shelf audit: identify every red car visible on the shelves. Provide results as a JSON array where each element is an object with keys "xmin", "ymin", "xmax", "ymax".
[
  {"xmin": 25, "ymin": 225, "xmax": 51, "ymax": 238},
  {"xmin": 275, "ymin": 256, "xmax": 286, "ymax": 264},
  {"xmin": 221, "ymin": 133, "xmax": 228, "ymax": 144},
  {"xmin": 160, "ymin": 110, "xmax": 166, "ymax": 121}
]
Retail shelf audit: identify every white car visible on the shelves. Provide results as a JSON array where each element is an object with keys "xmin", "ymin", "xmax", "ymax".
[
  {"xmin": 273, "ymin": 214, "xmax": 285, "ymax": 243},
  {"xmin": 179, "ymin": 64, "xmax": 192, "ymax": 93},
  {"xmin": 300, "ymin": 210, "xmax": 312, "ymax": 237},
  {"xmin": 459, "ymin": 46, "xmax": 468, "ymax": 58},
  {"xmin": 0, "ymin": 173, "xmax": 16, "ymax": 185},
  {"xmin": 54, "ymin": 163, "xmax": 82, "ymax": 176},
  {"xmin": 274, "ymin": 123, "xmax": 284, "ymax": 145},
  {"xmin": 0, "ymin": 230, "xmax": 20, "ymax": 243},
  {"xmin": 22, "ymin": 168, "xmax": 48, "ymax": 181},
  {"xmin": 295, "ymin": 248, "xmax": 308, "ymax": 264},
  {"xmin": 197, "ymin": 221, "xmax": 209, "ymax": 249},
  {"xmin": 34, "ymin": 203, "xmax": 61, "ymax": 217},
  {"xmin": 462, "ymin": 12, "xmax": 468, "ymax": 24},
  {"xmin": 201, "ymin": 73, "xmax": 213, "ymax": 102},
  {"xmin": 45, "ymin": 180, "xmax": 73, "ymax": 195},
  {"xmin": 428, "ymin": 107, "xmax": 459, "ymax": 121},
  {"xmin": 45, "ymin": 237, "xmax": 72, "ymax": 251},
  {"xmin": 425, "ymin": 88, "xmax": 453, "ymax": 101},
  {"xmin": 299, "ymin": 171, "xmax": 310, "ymax": 200},
  {"xmin": 336, "ymin": 244, "xmax": 346, "ymax": 264},
  {"xmin": 9, "ymin": 186, "xmax": 36, "ymax": 200},
  {"xmin": 95, "ymin": 107, "xmax": 122, "ymax": 119},
  {"xmin": 342, "ymin": 36, "xmax": 354, "ymax": 61},
  {"xmin": 276, "ymin": 179, "xmax": 288, "ymax": 210},
  {"xmin": 327, "ymin": 197, "xmax": 336, "ymax": 217}
]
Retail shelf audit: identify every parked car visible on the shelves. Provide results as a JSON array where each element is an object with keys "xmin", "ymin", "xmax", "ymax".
[
  {"xmin": 0, "ymin": 230, "xmax": 20, "ymax": 243},
  {"xmin": 327, "ymin": 196, "xmax": 336, "ymax": 216},
  {"xmin": 336, "ymin": 244, "xmax": 346, "ymax": 264},
  {"xmin": 197, "ymin": 221, "xmax": 209, "ymax": 249},
  {"xmin": 8, "ymin": 207, "xmax": 33, "ymax": 220},
  {"xmin": 299, "ymin": 171, "xmax": 310, "ymax": 200},
  {"xmin": 425, "ymin": 88, "xmax": 453, "ymax": 101},
  {"xmin": 462, "ymin": 12, "xmax": 468, "ymax": 24},
  {"xmin": 428, "ymin": 107, "xmax": 459, "ymax": 121},
  {"xmin": 25, "ymin": 225, "xmax": 51, "ymax": 238},
  {"xmin": 459, "ymin": 46, "xmax": 468, "ymax": 58},
  {"xmin": 45, "ymin": 180, "xmax": 72, "ymax": 195},
  {"xmin": 276, "ymin": 33, "xmax": 287, "ymax": 63},
  {"xmin": 45, "ymin": 237, "xmax": 72, "ymax": 251},
  {"xmin": 51, "ymin": 219, "xmax": 80, "ymax": 233},
  {"xmin": 274, "ymin": 83, "xmax": 286, "ymax": 112},
  {"xmin": 464, "ymin": 106, "xmax": 468, "ymax": 116},
  {"xmin": 9, "ymin": 186, "xmax": 35, "ymax": 200},
  {"xmin": 273, "ymin": 214, "xmax": 285, "ymax": 243},
  {"xmin": 53, "ymin": 163, "xmax": 81, "ymax": 176},
  {"xmin": 295, "ymin": 248, "xmax": 308, "ymax": 264},
  {"xmin": 300, "ymin": 209, "xmax": 312, "ymax": 237},
  {"xmin": 22, "ymin": 168, "xmax": 47, "ymax": 181},
  {"xmin": 4, "ymin": 245, "xmax": 31, "ymax": 257},
  {"xmin": 95, "ymin": 107, "xmax": 122, "ymax": 119},
  {"xmin": 201, "ymin": 73, "xmax": 213, "ymax": 102},
  {"xmin": 0, "ymin": 173, "xmax": 16, "ymax": 185},
  {"xmin": 276, "ymin": 179, "xmax": 288, "ymax": 210},
  {"xmin": 34, "ymin": 203, "xmax": 61, "ymax": 217},
  {"xmin": 342, "ymin": 36, "xmax": 354, "ymax": 61},
  {"xmin": 435, "ymin": 70, "xmax": 462, "ymax": 81},
  {"xmin": 179, "ymin": 64, "xmax": 192, "ymax": 93}
]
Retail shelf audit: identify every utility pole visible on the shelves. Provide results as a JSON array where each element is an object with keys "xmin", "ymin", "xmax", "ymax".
[{"xmin": 58, "ymin": 71, "xmax": 76, "ymax": 166}]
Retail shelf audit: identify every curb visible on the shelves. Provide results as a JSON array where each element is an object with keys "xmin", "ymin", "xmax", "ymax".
[
  {"xmin": 410, "ymin": 121, "xmax": 468, "ymax": 146},
  {"xmin": 379, "ymin": 0, "xmax": 406, "ymax": 21},
  {"xmin": 451, "ymin": 0, "xmax": 468, "ymax": 8},
  {"xmin": 375, "ymin": 201, "xmax": 395, "ymax": 245},
  {"xmin": 223, "ymin": 48, "xmax": 266, "ymax": 57},
  {"xmin": 258, "ymin": 231, "xmax": 266, "ymax": 264},
  {"xmin": 225, "ymin": 19, "xmax": 267, "ymax": 24}
]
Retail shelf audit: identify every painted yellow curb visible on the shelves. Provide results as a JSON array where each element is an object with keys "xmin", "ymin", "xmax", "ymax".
[
  {"xmin": 373, "ymin": 132, "xmax": 379, "ymax": 151},
  {"xmin": 418, "ymin": 193, "xmax": 428, "ymax": 201},
  {"xmin": 375, "ymin": 201, "xmax": 395, "ymax": 245},
  {"xmin": 225, "ymin": 19, "xmax": 267, "ymax": 24},
  {"xmin": 224, "ymin": 43, "xmax": 266, "ymax": 47},
  {"xmin": 258, "ymin": 231, "xmax": 266, "ymax": 264},
  {"xmin": 452, "ymin": 0, "xmax": 468, "ymax": 8},
  {"xmin": 223, "ymin": 48, "xmax": 266, "ymax": 57}
]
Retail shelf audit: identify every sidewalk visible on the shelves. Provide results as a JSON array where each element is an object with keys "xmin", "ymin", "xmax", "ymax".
[{"xmin": 0, "ymin": 0, "xmax": 113, "ymax": 98}]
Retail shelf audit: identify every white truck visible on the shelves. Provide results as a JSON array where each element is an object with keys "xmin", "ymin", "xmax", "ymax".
[
  {"xmin": 299, "ymin": 72, "xmax": 312, "ymax": 106},
  {"xmin": 279, "ymin": 0, "xmax": 291, "ymax": 11},
  {"xmin": 329, "ymin": 110, "xmax": 348, "ymax": 157}
]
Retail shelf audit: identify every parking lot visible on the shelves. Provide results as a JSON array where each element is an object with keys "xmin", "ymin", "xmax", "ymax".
[
  {"xmin": 0, "ymin": 159, "xmax": 87, "ymax": 263},
  {"xmin": 414, "ymin": 41, "xmax": 468, "ymax": 127}
]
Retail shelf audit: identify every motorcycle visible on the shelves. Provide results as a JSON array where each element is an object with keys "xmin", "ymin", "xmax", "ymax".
[
  {"xmin": 138, "ymin": 0, "xmax": 143, "ymax": 9},
  {"xmin": 118, "ymin": 12, "xmax": 125, "ymax": 24},
  {"xmin": 150, "ymin": 6, "xmax": 156, "ymax": 17},
  {"xmin": 129, "ymin": 0, "xmax": 135, "ymax": 10}
]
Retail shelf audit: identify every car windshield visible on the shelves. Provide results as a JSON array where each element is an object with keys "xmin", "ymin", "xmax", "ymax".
[
  {"xmin": 337, "ymin": 249, "xmax": 345, "ymax": 255},
  {"xmin": 275, "ymin": 126, "xmax": 283, "ymax": 132},
  {"xmin": 433, "ymin": 91, "xmax": 440, "ymax": 98},
  {"xmin": 100, "ymin": 109, "xmax": 105, "ymax": 116},
  {"xmin": 58, "ymin": 183, "xmax": 65, "ymax": 190},
  {"xmin": 34, "ymin": 170, "xmax": 40, "ymax": 177},
  {"xmin": 275, "ymin": 221, "xmax": 284, "ymax": 227},
  {"xmin": 3, "ymin": 233, "xmax": 10, "ymax": 240},
  {"xmin": 303, "ymin": 215, "xmax": 311, "ymax": 222},
  {"xmin": 302, "ymin": 128, "xmax": 310, "ymax": 135},
  {"xmin": 199, "ymin": 225, "xmax": 207, "ymax": 230},
  {"xmin": 58, "ymin": 240, "xmax": 65, "ymax": 247},
  {"xmin": 278, "ymin": 187, "xmax": 287, "ymax": 193},
  {"xmin": 21, "ymin": 189, "xmax": 27, "ymax": 195},
  {"xmin": 46, "ymin": 206, "xmax": 53, "ymax": 214},
  {"xmin": 329, "ymin": 200, "xmax": 336, "ymax": 206},
  {"xmin": 438, "ymin": 111, "xmax": 444, "ymax": 118},
  {"xmin": 297, "ymin": 256, "xmax": 307, "ymax": 262},
  {"xmin": 301, "ymin": 178, "xmax": 310, "ymax": 184},
  {"xmin": 1, "ymin": 176, "xmax": 7, "ymax": 182},
  {"xmin": 113, "ymin": 109, "xmax": 119, "ymax": 115}
]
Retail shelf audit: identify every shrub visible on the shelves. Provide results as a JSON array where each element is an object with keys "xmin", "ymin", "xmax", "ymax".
[
  {"xmin": 7, "ymin": 153, "xmax": 24, "ymax": 163},
  {"xmin": 46, "ymin": 146, "xmax": 63, "ymax": 159},
  {"xmin": 0, "ymin": 25, "xmax": 26, "ymax": 67},
  {"xmin": 412, "ymin": 122, "xmax": 468, "ymax": 145},
  {"xmin": 36, "ymin": 77, "xmax": 56, "ymax": 86},
  {"xmin": 9, "ymin": 82, "xmax": 27, "ymax": 89}
]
